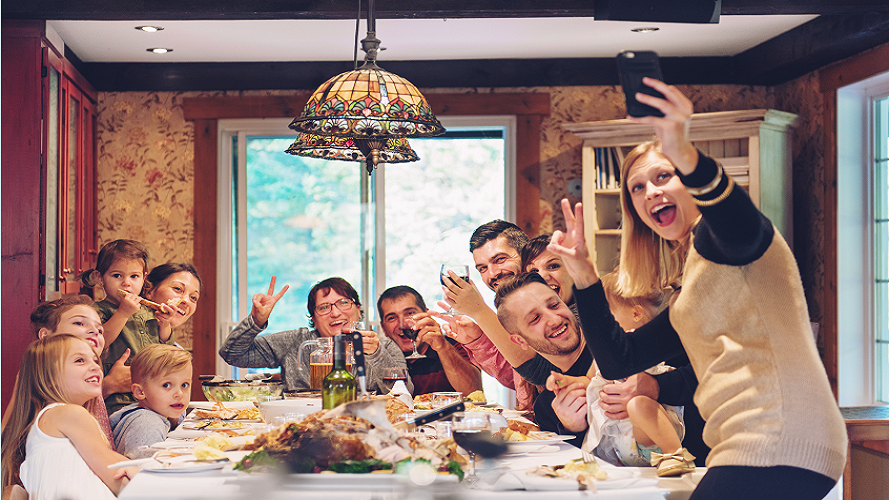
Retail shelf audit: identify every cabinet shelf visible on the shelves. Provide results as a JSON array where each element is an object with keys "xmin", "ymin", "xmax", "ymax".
[{"xmin": 563, "ymin": 109, "xmax": 797, "ymax": 275}]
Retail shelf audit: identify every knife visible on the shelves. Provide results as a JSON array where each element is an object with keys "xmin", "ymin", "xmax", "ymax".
[
  {"xmin": 348, "ymin": 331, "xmax": 369, "ymax": 400},
  {"xmin": 398, "ymin": 401, "xmax": 466, "ymax": 430}
]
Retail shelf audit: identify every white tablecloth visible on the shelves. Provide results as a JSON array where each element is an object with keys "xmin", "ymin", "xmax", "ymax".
[{"xmin": 118, "ymin": 442, "xmax": 699, "ymax": 500}]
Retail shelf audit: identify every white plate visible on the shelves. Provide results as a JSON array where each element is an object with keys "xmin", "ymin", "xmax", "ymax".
[
  {"xmin": 181, "ymin": 422, "xmax": 248, "ymax": 431},
  {"xmin": 505, "ymin": 435, "xmax": 575, "ymax": 448},
  {"xmin": 189, "ymin": 401, "xmax": 257, "ymax": 410},
  {"xmin": 140, "ymin": 459, "xmax": 229, "ymax": 473},
  {"xmin": 515, "ymin": 466, "xmax": 648, "ymax": 491}
]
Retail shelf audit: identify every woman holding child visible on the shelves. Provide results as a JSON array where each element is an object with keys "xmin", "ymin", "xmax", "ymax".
[
  {"xmin": 549, "ymin": 78, "xmax": 846, "ymax": 499},
  {"xmin": 81, "ymin": 239, "xmax": 201, "ymax": 415}
]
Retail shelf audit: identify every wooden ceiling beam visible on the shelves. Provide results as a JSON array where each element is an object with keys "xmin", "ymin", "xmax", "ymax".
[{"xmin": 3, "ymin": 0, "xmax": 888, "ymax": 21}]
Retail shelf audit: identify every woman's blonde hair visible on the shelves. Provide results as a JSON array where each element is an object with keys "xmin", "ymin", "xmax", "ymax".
[
  {"xmin": 1, "ymin": 334, "xmax": 89, "ymax": 488},
  {"xmin": 617, "ymin": 140, "xmax": 692, "ymax": 296}
]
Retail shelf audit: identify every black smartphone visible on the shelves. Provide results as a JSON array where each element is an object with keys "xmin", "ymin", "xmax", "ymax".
[{"xmin": 616, "ymin": 50, "xmax": 665, "ymax": 117}]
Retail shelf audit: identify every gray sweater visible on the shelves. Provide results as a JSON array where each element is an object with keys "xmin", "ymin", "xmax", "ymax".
[
  {"xmin": 109, "ymin": 404, "xmax": 181, "ymax": 459},
  {"xmin": 218, "ymin": 315, "xmax": 413, "ymax": 395}
]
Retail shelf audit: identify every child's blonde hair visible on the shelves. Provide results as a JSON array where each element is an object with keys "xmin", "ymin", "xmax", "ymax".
[
  {"xmin": 1, "ymin": 335, "xmax": 91, "ymax": 488},
  {"xmin": 131, "ymin": 344, "xmax": 192, "ymax": 385},
  {"xmin": 618, "ymin": 141, "xmax": 692, "ymax": 296},
  {"xmin": 600, "ymin": 270, "xmax": 663, "ymax": 324}
]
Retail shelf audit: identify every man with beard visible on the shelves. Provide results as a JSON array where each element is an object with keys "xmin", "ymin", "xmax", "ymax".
[
  {"xmin": 494, "ymin": 272, "xmax": 591, "ymax": 446},
  {"xmin": 439, "ymin": 220, "xmax": 540, "ymax": 410}
]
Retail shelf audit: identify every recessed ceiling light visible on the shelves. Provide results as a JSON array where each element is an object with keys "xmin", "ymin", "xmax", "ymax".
[
  {"xmin": 135, "ymin": 26, "xmax": 164, "ymax": 32},
  {"xmin": 147, "ymin": 48, "xmax": 173, "ymax": 54},
  {"xmin": 631, "ymin": 27, "xmax": 660, "ymax": 33}
]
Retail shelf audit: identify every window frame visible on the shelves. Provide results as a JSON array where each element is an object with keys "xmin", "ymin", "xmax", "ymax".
[
  {"xmin": 215, "ymin": 116, "xmax": 516, "ymax": 378},
  {"xmin": 837, "ymin": 70, "xmax": 889, "ymax": 405}
]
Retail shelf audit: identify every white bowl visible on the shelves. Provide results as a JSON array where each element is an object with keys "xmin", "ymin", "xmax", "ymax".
[{"xmin": 258, "ymin": 398, "xmax": 323, "ymax": 423}]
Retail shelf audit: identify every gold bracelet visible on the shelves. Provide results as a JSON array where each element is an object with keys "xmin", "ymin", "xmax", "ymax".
[
  {"xmin": 693, "ymin": 175, "xmax": 734, "ymax": 207},
  {"xmin": 686, "ymin": 164, "xmax": 724, "ymax": 196}
]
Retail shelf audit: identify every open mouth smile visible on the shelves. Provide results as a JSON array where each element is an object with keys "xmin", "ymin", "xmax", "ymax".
[
  {"xmin": 548, "ymin": 324, "xmax": 568, "ymax": 339},
  {"xmin": 651, "ymin": 202, "xmax": 677, "ymax": 226},
  {"xmin": 85, "ymin": 375, "xmax": 101, "ymax": 384}
]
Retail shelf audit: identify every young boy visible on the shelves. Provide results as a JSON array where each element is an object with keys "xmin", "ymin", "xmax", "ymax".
[{"xmin": 109, "ymin": 344, "xmax": 192, "ymax": 458}]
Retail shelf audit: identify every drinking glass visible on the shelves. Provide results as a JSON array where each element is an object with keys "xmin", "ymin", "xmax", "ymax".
[
  {"xmin": 382, "ymin": 366, "xmax": 409, "ymax": 384},
  {"xmin": 452, "ymin": 412, "xmax": 493, "ymax": 487},
  {"xmin": 401, "ymin": 315, "xmax": 425, "ymax": 360},
  {"xmin": 440, "ymin": 264, "xmax": 470, "ymax": 315},
  {"xmin": 431, "ymin": 391, "xmax": 462, "ymax": 409}
]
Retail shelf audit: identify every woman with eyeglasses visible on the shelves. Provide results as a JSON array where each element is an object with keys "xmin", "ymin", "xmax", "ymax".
[{"xmin": 219, "ymin": 276, "xmax": 411, "ymax": 394}]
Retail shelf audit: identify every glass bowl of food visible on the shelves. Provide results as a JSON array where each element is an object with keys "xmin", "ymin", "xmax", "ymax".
[{"xmin": 201, "ymin": 379, "xmax": 285, "ymax": 402}]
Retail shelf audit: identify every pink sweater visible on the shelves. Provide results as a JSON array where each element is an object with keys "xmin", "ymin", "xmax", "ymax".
[{"xmin": 461, "ymin": 334, "xmax": 537, "ymax": 411}]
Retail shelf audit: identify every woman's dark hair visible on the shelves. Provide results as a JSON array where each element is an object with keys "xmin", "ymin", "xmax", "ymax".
[
  {"xmin": 29, "ymin": 295, "xmax": 96, "ymax": 338},
  {"xmin": 306, "ymin": 277, "xmax": 361, "ymax": 329},
  {"xmin": 520, "ymin": 234, "xmax": 552, "ymax": 271},
  {"xmin": 146, "ymin": 263, "xmax": 202, "ymax": 291},
  {"xmin": 79, "ymin": 239, "xmax": 149, "ymax": 287}
]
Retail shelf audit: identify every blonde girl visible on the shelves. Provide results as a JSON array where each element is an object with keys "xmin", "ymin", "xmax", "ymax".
[
  {"xmin": 1, "ymin": 335, "xmax": 139, "ymax": 499},
  {"xmin": 1, "ymin": 296, "xmax": 117, "ymax": 446},
  {"xmin": 550, "ymin": 78, "xmax": 846, "ymax": 499}
]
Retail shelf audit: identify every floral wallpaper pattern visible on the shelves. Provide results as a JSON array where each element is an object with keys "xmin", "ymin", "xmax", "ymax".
[{"xmin": 96, "ymin": 80, "xmax": 824, "ymax": 351}]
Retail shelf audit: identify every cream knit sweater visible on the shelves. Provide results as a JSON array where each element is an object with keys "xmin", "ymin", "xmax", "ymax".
[{"xmin": 670, "ymin": 229, "xmax": 847, "ymax": 479}]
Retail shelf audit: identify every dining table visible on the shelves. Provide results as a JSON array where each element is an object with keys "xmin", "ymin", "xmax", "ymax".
[{"xmin": 117, "ymin": 402, "xmax": 701, "ymax": 500}]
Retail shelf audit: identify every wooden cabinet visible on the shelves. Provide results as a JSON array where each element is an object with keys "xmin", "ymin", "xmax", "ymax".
[
  {"xmin": 562, "ymin": 109, "xmax": 797, "ymax": 275},
  {"xmin": 43, "ymin": 39, "xmax": 98, "ymax": 298}
]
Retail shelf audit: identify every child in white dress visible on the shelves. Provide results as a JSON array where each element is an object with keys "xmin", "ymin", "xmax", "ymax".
[{"xmin": 1, "ymin": 334, "xmax": 140, "ymax": 499}]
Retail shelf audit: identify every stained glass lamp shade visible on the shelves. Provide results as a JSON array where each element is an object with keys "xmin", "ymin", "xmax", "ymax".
[
  {"xmin": 286, "ymin": 133, "xmax": 419, "ymax": 170},
  {"xmin": 287, "ymin": 0, "xmax": 444, "ymax": 174}
]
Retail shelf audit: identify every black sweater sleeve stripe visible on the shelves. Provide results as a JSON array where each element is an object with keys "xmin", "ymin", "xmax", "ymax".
[
  {"xmin": 678, "ymin": 153, "xmax": 774, "ymax": 266},
  {"xmin": 575, "ymin": 282, "xmax": 685, "ymax": 381}
]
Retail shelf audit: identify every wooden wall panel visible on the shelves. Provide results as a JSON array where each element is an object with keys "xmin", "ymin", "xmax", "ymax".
[{"xmin": 1, "ymin": 22, "xmax": 45, "ymax": 411}]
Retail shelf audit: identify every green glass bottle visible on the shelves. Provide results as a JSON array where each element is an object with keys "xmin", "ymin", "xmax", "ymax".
[{"xmin": 322, "ymin": 335, "xmax": 355, "ymax": 409}]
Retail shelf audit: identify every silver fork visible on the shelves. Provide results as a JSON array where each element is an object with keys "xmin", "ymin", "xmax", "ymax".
[{"xmin": 581, "ymin": 449, "xmax": 595, "ymax": 464}]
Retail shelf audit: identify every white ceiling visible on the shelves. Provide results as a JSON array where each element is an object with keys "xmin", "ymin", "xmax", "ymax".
[{"xmin": 48, "ymin": 15, "xmax": 818, "ymax": 64}]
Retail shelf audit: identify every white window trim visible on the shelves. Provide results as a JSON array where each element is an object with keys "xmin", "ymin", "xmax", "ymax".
[
  {"xmin": 214, "ymin": 116, "xmax": 517, "ymax": 378},
  {"xmin": 837, "ymin": 71, "xmax": 889, "ymax": 405}
]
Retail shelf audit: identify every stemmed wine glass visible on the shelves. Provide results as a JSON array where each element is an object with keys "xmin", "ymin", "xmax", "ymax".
[
  {"xmin": 440, "ymin": 264, "xmax": 470, "ymax": 315},
  {"xmin": 452, "ymin": 412, "xmax": 493, "ymax": 487},
  {"xmin": 401, "ymin": 315, "xmax": 425, "ymax": 360}
]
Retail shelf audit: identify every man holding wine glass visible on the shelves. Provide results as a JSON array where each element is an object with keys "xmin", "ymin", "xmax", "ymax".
[
  {"xmin": 437, "ymin": 220, "xmax": 540, "ymax": 411},
  {"xmin": 377, "ymin": 286, "xmax": 482, "ymax": 396}
]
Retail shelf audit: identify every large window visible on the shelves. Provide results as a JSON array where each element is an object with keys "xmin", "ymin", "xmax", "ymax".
[
  {"xmin": 218, "ymin": 117, "xmax": 516, "ymax": 403},
  {"xmin": 874, "ymin": 95, "xmax": 889, "ymax": 403},
  {"xmin": 838, "ymin": 71, "xmax": 889, "ymax": 405}
]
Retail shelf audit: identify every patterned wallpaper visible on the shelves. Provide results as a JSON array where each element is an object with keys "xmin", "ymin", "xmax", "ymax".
[{"xmin": 97, "ymin": 80, "xmax": 827, "ymax": 351}]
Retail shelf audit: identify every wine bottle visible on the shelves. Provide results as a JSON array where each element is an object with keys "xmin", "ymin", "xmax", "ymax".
[{"xmin": 322, "ymin": 335, "xmax": 356, "ymax": 409}]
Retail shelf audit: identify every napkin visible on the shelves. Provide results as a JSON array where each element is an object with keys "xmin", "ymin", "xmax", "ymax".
[{"xmin": 387, "ymin": 380, "xmax": 414, "ymax": 409}]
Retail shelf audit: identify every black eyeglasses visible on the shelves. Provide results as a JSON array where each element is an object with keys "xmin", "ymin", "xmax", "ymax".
[{"xmin": 314, "ymin": 298, "xmax": 354, "ymax": 316}]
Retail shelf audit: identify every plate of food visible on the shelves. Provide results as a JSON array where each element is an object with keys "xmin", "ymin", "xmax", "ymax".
[
  {"xmin": 521, "ymin": 460, "xmax": 654, "ymax": 491},
  {"xmin": 141, "ymin": 459, "xmax": 229, "ymax": 473},
  {"xmin": 182, "ymin": 420, "xmax": 249, "ymax": 431}
]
